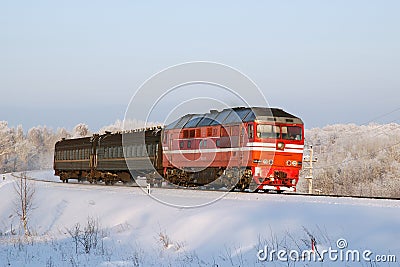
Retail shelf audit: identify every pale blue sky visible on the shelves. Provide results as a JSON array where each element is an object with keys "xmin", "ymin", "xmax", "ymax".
[{"xmin": 1, "ymin": 1, "xmax": 399, "ymax": 130}]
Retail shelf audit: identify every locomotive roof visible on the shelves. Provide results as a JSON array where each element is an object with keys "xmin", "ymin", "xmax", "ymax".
[{"xmin": 165, "ymin": 107, "xmax": 303, "ymax": 129}]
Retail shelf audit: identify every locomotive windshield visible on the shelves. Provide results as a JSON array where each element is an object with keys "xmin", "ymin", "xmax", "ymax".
[
  {"xmin": 282, "ymin": 126, "xmax": 302, "ymax": 140},
  {"xmin": 256, "ymin": 124, "xmax": 303, "ymax": 140},
  {"xmin": 256, "ymin": 125, "xmax": 280, "ymax": 139}
]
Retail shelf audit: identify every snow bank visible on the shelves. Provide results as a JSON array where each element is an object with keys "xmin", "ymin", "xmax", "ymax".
[{"xmin": 0, "ymin": 171, "xmax": 399, "ymax": 266}]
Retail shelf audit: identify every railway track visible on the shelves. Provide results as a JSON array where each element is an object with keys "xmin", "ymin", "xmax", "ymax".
[{"xmin": 10, "ymin": 172, "xmax": 400, "ymax": 201}]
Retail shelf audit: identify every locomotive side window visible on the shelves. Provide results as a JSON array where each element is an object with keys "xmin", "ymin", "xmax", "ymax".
[
  {"xmin": 187, "ymin": 140, "xmax": 192, "ymax": 148},
  {"xmin": 221, "ymin": 127, "xmax": 229, "ymax": 137},
  {"xmin": 179, "ymin": 141, "xmax": 184, "ymax": 149},
  {"xmin": 247, "ymin": 124, "xmax": 254, "ymax": 139},
  {"xmin": 163, "ymin": 133, "xmax": 168, "ymax": 144},
  {"xmin": 282, "ymin": 126, "xmax": 302, "ymax": 140},
  {"xmin": 257, "ymin": 124, "xmax": 280, "ymax": 139},
  {"xmin": 232, "ymin": 126, "xmax": 239, "ymax": 136},
  {"xmin": 213, "ymin": 128, "xmax": 218, "ymax": 136},
  {"xmin": 207, "ymin": 128, "xmax": 212, "ymax": 137},
  {"xmin": 195, "ymin": 129, "xmax": 201, "ymax": 138}
]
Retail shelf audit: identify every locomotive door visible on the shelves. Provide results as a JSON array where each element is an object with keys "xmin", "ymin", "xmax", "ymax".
[{"xmin": 239, "ymin": 125, "xmax": 245, "ymax": 167}]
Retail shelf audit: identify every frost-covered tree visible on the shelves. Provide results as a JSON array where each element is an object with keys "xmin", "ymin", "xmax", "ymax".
[
  {"xmin": 72, "ymin": 123, "xmax": 90, "ymax": 138},
  {"xmin": 0, "ymin": 123, "xmax": 79, "ymax": 172},
  {"xmin": 300, "ymin": 123, "xmax": 400, "ymax": 198},
  {"xmin": 99, "ymin": 119, "xmax": 161, "ymax": 133}
]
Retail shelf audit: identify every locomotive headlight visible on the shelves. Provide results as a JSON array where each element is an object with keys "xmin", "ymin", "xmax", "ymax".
[
  {"xmin": 292, "ymin": 161, "xmax": 297, "ymax": 167},
  {"xmin": 277, "ymin": 142, "xmax": 285, "ymax": 150},
  {"xmin": 286, "ymin": 160, "xmax": 292, "ymax": 166}
]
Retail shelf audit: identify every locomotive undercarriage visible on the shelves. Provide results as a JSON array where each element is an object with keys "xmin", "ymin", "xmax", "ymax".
[{"xmin": 157, "ymin": 167, "xmax": 254, "ymax": 191}]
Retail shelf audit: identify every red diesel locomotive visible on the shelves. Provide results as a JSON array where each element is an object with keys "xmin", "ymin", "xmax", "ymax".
[{"xmin": 161, "ymin": 107, "xmax": 304, "ymax": 192}]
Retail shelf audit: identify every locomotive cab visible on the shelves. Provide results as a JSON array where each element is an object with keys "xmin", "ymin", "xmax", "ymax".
[{"xmin": 250, "ymin": 115, "xmax": 304, "ymax": 192}]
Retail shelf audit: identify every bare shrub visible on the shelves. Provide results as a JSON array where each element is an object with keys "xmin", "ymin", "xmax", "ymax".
[
  {"xmin": 158, "ymin": 230, "xmax": 172, "ymax": 249},
  {"xmin": 12, "ymin": 172, "xmax": 35, "ymax": 236},
  {"xmin": 66, "ymin": 216, "xmax": 101, "ymax": 254}
]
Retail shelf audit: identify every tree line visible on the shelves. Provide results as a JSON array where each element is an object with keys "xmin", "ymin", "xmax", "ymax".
[
  {"xmin": 299, "ymin": 123, "xmax": 400, "ymax": 197},
  {"xmin": 1, "ymin": 120, "xmax": 399, "ymax": 197}
]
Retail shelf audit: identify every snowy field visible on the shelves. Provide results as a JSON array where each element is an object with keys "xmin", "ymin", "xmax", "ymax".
[{"xmin": 0, "ymin": 170, "xmax": 399, "ymax": 266}]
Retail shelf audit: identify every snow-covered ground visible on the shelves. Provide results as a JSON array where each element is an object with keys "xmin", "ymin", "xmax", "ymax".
[{"xmin": 0, "ymin": 170, "xmax": 399, "ymax": 266}]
